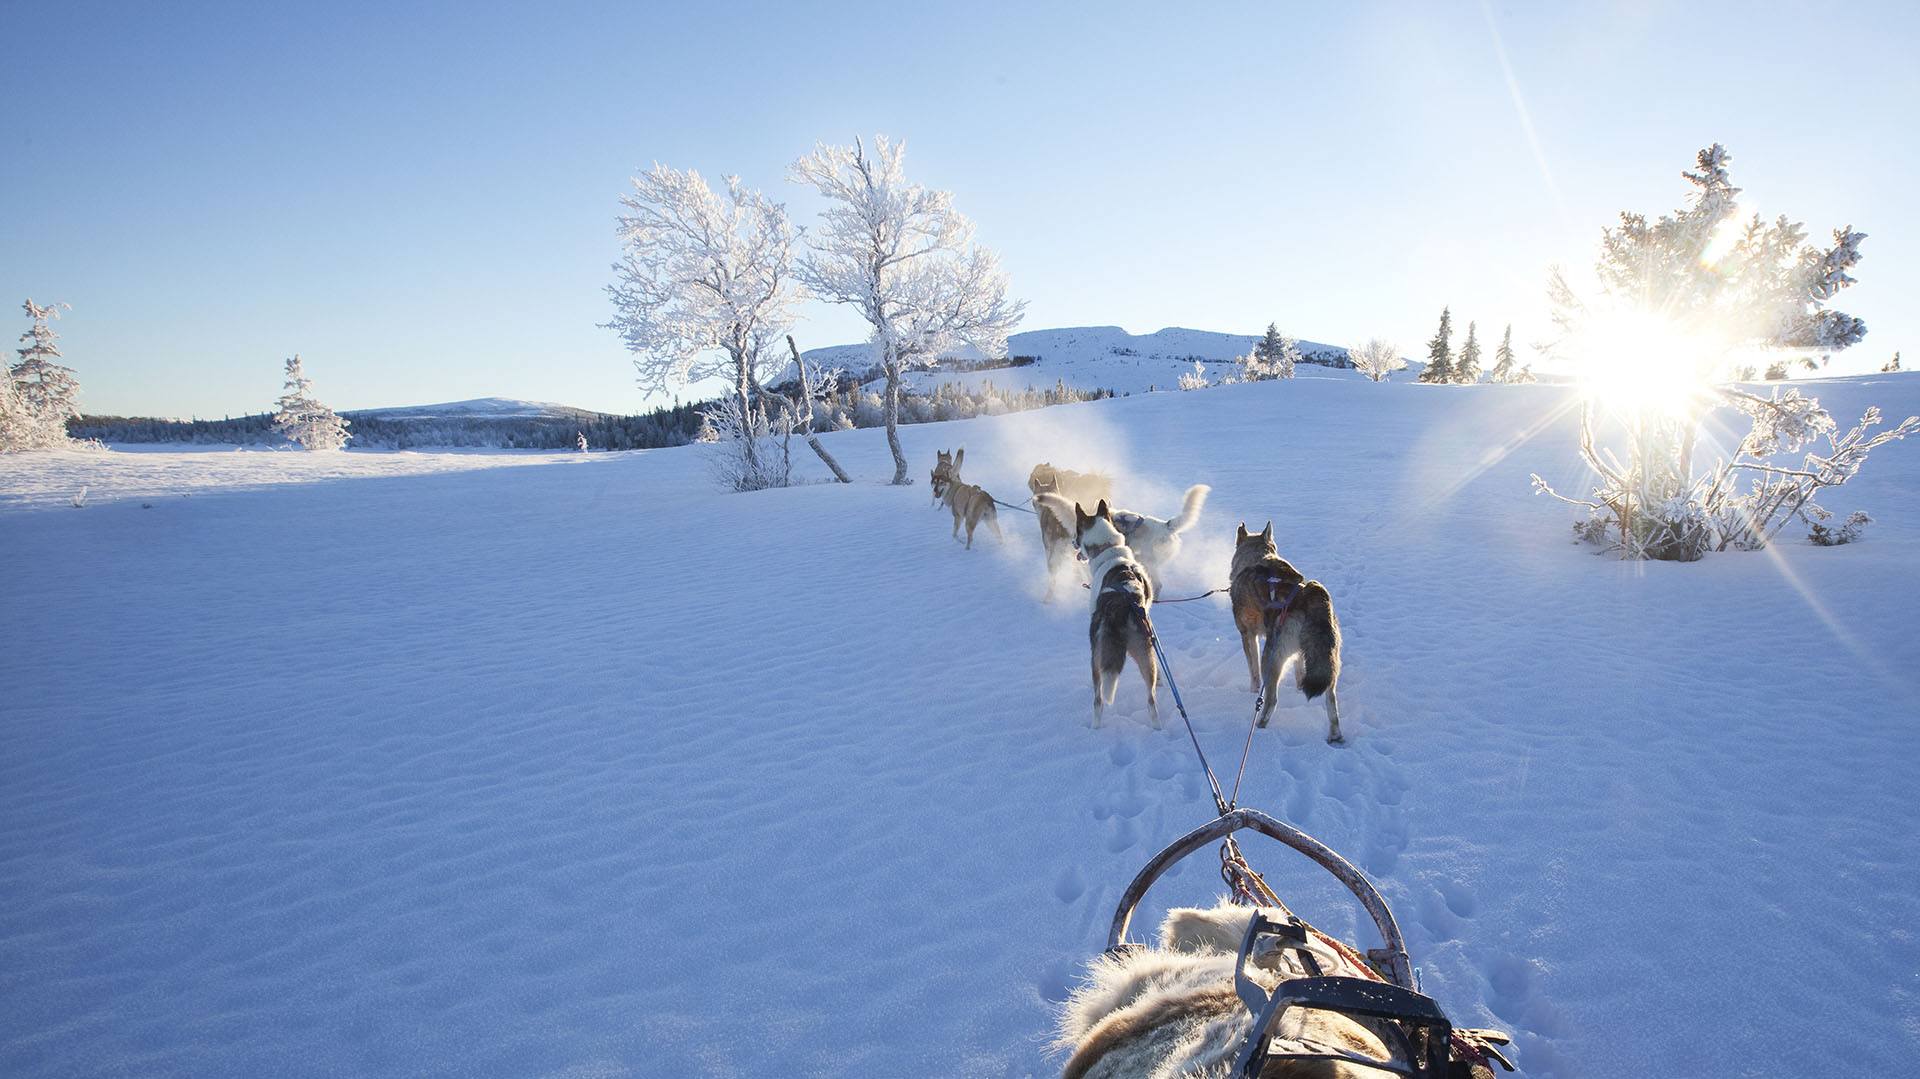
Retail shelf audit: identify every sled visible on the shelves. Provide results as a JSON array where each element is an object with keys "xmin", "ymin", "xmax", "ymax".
[{"xmin": 1100, "ymin": 807, "xmax": 1513, "ymax": 1078}]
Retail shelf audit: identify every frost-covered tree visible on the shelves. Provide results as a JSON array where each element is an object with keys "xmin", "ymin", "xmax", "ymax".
[
  {"xmin": 1347, "ymin": 338, "xmax": 1405, "ymax": 382},
  {"xmin": 603, "ymin": 166, "xmax": 806, "ymax": 478},
  {"xmin": 1486, "ymin": 324, "xmax": 1518, "ymax": 383},
  {"xmin": 1533, "ymin": 143, "xmax": 1913, "ymax": 560},
  {"xmin": 272, "ymin": 355, "xmax": 351, "ymax": 451},
  {"xmin": 1884, "ymin": 352, "xmax": 1902, "ymax": 373},
  {"xmin": 1245, "ymin": 323, "xmax": 1299, "ymax": 380},
  {"xmin": 1418, "ymin": 307, "xmax": 1453, "ymax": 384},
  {"xmin": 4, "ymin": 299, "xmax": 82, "ymax": 451},
  {"xmin": 1454, "ymin": 321, "xmax": 1482, "ymax": 383},
  {"xmin": 789, "ymin": 135, "xmax": 1026, "ymax": 484}
]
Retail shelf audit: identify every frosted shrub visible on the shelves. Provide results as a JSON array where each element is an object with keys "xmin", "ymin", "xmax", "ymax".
[
  {"xmin": 1807, "ymin": 510, "xmax": 1871, "ymax": 547},
  {"xmin": 699, "ymin": 395, "xmax": 790, "ymax": 492},
  {"xmin": 1534, "ymin": 144, "xmax": 1916, "ymax": 559},
  {"xmin": 1177, "ymin": 360, "xmax": 1210, "ymax": 391}
]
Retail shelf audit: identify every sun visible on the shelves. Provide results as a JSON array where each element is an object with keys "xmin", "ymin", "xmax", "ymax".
[{"xmin": 1573, "ymin": 307, "xmax": 1721, "ymax": 421}]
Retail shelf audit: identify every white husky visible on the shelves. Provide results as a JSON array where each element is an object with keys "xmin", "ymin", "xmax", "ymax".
[{"xmin": 1111, "ymin": 484, "xmax": 1209, "ymax": 595}]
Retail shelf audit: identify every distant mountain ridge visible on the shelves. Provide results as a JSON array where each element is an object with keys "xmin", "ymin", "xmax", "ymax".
[
  {"xmin": 791, "ymin": 324, "xmax": 1361, "ymax": 398},
  {"xmin": 355, "ymin": 327, "xmax": 1369, "ymax": 420},
  {"xmin": 345, "ymin": 398, "xmax": 600, "ymax": 421}
]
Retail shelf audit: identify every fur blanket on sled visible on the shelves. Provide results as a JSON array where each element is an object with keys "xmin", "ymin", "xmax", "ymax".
[{"xmin": 1053, "ymin": 900, "xmax": 1403, "ymax": 1079}]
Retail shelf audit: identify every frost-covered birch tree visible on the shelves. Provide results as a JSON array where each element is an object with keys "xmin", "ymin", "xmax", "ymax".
[
  {"xmin": 1347, "ymin": 338, "xmax": 1405, "ymax": 382},
  {"xmin": 603, "ymin": 166, "xmax": 805, "ymax": 449},
  {"xmin": 4, "ymin": 299, "xmax": 82, "ymax": 451},
  {"xmin": 272, "ymin": 355, "xmax": 351, "ymax": 451},
  {"xmin": 1533, "ymin": 143, "xmax": 1912, "ymax": 560},
  {"xmin": 789, "ymin": 135, "xmax": 1026, "ymax": 484}
]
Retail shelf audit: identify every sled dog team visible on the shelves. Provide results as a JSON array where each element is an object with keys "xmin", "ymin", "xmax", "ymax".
[{"xmin": 930, "ymin": 446, "xmax": 1343, "ymax": 744}]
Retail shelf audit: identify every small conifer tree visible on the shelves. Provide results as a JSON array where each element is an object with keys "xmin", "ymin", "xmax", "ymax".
[
  {"xmin": 1455, "ymin": 321, "xmax": 1482, "ymax": 383},
  {"xmin": 1251, "ymin": 323, "xmax": 1300, "ymax": 380},
  {"xmin": 272, "ymin": 355, "xmax": 352, "ymax": 451},
  {"xmin": 1419, "ymin": 307, "xmax": 1454, "ymax": 383},
  {"xmin": 4, "ymin": 299, "xmax": 83, "ymax": 451},
  {"xmin": 1487, "ymin": 324, "xmax": 1518, "ymax": 382}
]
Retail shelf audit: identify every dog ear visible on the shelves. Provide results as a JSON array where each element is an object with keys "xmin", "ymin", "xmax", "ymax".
[
  {"xmin": 1095, "ymin": 499, "xmax": 1110, "ymax": 520},
  {"xmin": 1237, "ymin": 523, "xmax": 1249, "ymax": 542},
  {"xmin": 1261, "ymin": 522, "xmax": 1274, "ymax": 542}
]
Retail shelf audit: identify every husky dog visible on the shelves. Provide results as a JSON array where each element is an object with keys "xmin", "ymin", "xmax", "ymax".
[
  {"xmin": 1027, "ymin": 492, "xmax": 1081, "ymax": 603},
  {"xmin": 1055, "ymin": 900, "xmax": 1419, "ymax": 1079},
  {"xmin": 1230, "ymin": 522, "xmax": 1343, "ymax": 743},
  {"xmin": 930, "ymin": 447, "xmax": 961, "ymax": 505},
  {"xmin": 930, "ymin": 447, "xmax": 1002, "ymax": 548},
  {"xmin": 1070, "ymin": 500, "xmax": 1158, "ymax": 729},
  {"xmin": 1110, "ymin": 484, "xmax": 1209, "ymax": 595},
  {"xmin": 1028, "ymin": 461, "xmax": 1114, "ymax": 510}
]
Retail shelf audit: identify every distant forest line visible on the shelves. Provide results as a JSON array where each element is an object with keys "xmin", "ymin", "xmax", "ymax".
[{"xmin": 68, "ymin": 360, "xmax": 1119, "ymax": 451}]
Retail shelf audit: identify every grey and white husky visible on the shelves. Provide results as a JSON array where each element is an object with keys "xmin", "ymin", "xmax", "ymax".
[
  {"xmin": 931, "ymin": 448, "xmax": 1002, "ymax": 549},
  {"xmin": 1229, "ymin": 522, "xmax": 1343, "ymax": 743},
  {"xmin": 1070, "ymin": 499, "xmax": 1158, "ymax": 729}
]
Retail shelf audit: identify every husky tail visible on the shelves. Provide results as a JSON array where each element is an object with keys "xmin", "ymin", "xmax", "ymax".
[
  {"xmin": 1167, "ymin": 484, "xmax": 1211, "ymax": 535},
  {"xmin": 1265, "ymin": 580, "xmax": 1341, "ymax": 700}
]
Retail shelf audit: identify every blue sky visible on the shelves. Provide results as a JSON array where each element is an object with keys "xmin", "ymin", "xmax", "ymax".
[{"xmin": 8, "ymin": 0, "xmax": 1917, "ymax": 419}]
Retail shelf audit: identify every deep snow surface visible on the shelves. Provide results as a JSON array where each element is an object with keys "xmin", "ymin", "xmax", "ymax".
[{"xmin": 3, "ymin": 374, "xmax": 1918, "ymax": 1077}]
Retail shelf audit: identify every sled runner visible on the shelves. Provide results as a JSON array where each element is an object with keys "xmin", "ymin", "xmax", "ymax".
[{"xmin": 1076, "ymin": 808, "xmax": 1513, "ymax": 1078}]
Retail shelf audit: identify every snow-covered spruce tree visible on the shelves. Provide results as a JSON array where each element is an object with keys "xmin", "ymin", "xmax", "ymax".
[
  {"xmin": 789, "ymin": 135, "xmax": 1026, "ymax": 485},
  {"xmin": 1418, "ymin": 307, "xmax": 1453, "ymax": 383},
  {"xmin": 5, "ymin": 299, "xmax": 83, "ymax": 451},
  {"xmin": 1247, "ymin": 323, "xmax": 1299, "ymax": 380},
  {"xmin": 1533, "ymin": 143, "xmax": 1914, "ymax": 560},
  {"xmin": 603, "ymin": 166, "xmax": 806, "ymax": 486},
  {"xmin": 1487, "ymin": 324, "xmax": 1518, "ymax": 382},
  {"xmin": 1454, "ymin": 320, "xmax": 1482, "ymax": 383},
  {"xmin": 272, "ymin": 355, "xmax": 351, "ymax": 451},
  {"xmin": 1347, "ymin": 338, "xmax": 1405, "ymax": 382}
]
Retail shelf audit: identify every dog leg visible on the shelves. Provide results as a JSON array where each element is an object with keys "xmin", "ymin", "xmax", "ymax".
[
  {"xmin": 1257, "ymin": 643, "xmax": 1287, "ymax": 729},
  {"xmin": 1129, "ymin": 635, "xmax": 1161, "ymax": 731},
  {"xmin": 1239, "ymin": 628, "xmax": 1261, "ymax": 692},
  {"xmin": 1092, "ymin": 667, "xmax": 1119, "ymax": 729},
  {"xmin": 1324, "ymin": 686, "xmax": 1344, "ymax": 744}
]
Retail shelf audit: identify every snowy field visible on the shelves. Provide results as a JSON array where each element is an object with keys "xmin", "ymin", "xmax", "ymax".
[{"xmin": 3, "ymin": 373, "xmax": 1918, "ymax": 1077}]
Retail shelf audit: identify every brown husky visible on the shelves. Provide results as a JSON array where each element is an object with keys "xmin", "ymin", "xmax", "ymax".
[
  {"xmin": 1028, "ymin": 463, "xmax": 1111, "ymax": 602},
  {"xmin": 1229, "ymin": 523, "xmax": 1343, "ymax": 743},
  {"xmin": 1072, "ymin": 500, "xmax": 1158, "ymax": 729},
  {"xmin": 1028, "ymin": 461, "xmax": 1113, "ymax": 510},
  {"xmin": 930, "ymin": 447, "xmax": 961, "ymax": 505},
  {"xmin": 931, "ymin": 448, "xmax": 1002, "ymax": 549}
]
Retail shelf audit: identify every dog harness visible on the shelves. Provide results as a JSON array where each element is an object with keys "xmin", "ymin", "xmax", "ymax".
[{"xmin": 1264, "ymin": 575, "xmax": 1302, "ymax": 617}]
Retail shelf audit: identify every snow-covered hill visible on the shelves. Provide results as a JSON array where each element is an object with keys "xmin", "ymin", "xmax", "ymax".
[
  {"xmin": 4, "ymin": 374, "xmax": 1917, "ymax": 1077},
  {"xmin": 344, "ymin": 396, "xmax": 601, "ymax": 421},
  {"xmin": 796, "ymin": 324, "xmax": 1369, "ymax": 397}
]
